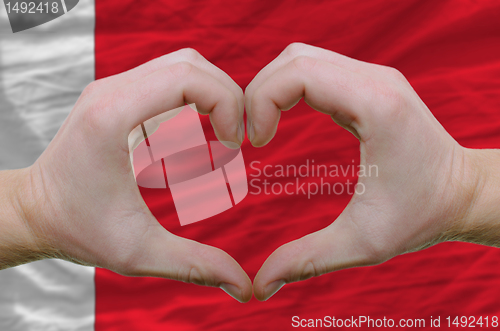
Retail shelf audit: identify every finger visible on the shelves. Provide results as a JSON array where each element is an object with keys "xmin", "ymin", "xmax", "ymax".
[
  {"xmin": 245, "ymin": 43, "xmax": 373, "ymax": 114},
  {"xmin": 253, "ymin": 214, "xmax": 373, "ymax": 301},
  {"xmin": 123, "ymin": 224, "xmax": 252, "ymax": 303},
  {"xmin": 98, "ymin": 62, "xmax": 242, "ymax": 146},
  {"xmin": 248, "ymin": 56, "xmax": 371, "ymax": 146},
  {"xmin": 104, "ymin": 49, "xmax": 244, "ymax": 121},
  {"xmin": 123, "ymin": 49, "xmax": 243, "ymax": 102}
]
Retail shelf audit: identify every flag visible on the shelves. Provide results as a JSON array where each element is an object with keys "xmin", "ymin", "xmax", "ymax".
[
  {"xmin": 1, "ymin": 1, "xmax": 500, "ymax": 330},
  {"xmin": 0, "ymin": 1, "xmax": 95, "ymax": 330}
]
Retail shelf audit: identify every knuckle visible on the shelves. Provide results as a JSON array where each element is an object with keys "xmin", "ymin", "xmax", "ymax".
[
  {"xmin": 168, "ymin": 61, "xmax": 194, "ymax": 79},
  {"xmin": 380, "ymin": 65, "xmax": 407, "ymax": 83},
  {"xmin": 370, "ymin": 82, "xmax": 407, "ymax": 120},
  {"xmin": 284, "ymin": 42, "xmax": 307, "ymax": 57},
  {"xmin": 292, "ymin": 55, "xmax": 317, "ymax": 72},
  {"xmin": 389, "ymin": 68, "xmax": 407, "ymax": 84},
  {"xmin": 299, "ymin": 260, "xmax": 321, "ymax": 281},
  {"xmin": 178, "ymin": 47, "xmax": 200, "ymax": 62},
  {"xmin": 186, "ymin": 266, "xmax": 205, "ymax": 285},
  {"xmin": 175, "ymin": 264, "xmax": 207, "ymax": 285}
]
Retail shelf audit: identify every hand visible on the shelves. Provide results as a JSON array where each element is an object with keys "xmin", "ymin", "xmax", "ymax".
[
  {"xmin": 3, "ymin": 49, "xmax": 252, "ymax": 302},
  {"xmin": 245, "ymin": 43, "xmax": 495, "ymax": 301}
]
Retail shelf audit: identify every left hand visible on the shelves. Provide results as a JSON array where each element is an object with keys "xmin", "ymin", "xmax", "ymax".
[{"xmin": 5, "ymin": 48, "xmax": 252, "ymax": 302}]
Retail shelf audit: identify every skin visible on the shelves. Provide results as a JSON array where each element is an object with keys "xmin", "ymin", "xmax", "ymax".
[
  {"xmin": 0, "ymin": 48, "xmax": 251, "ymax": 303},
  {"xmin": 246, "ymin": 43, "xmax": 500, "ymax": 300},
  {"xmin": 0, "ymin": 43, "xmax": 499, "ymax": 303}
]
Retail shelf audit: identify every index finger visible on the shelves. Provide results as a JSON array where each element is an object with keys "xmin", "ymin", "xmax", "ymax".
[
  {"xmin": 99, "ymin": 48, "xmax": 244, "ymax": 116},
  {"xmin": 245, "ymin": 43, "xmax": 375, "ymax": 115},
  {"xmin": 118, "ymin": 48, "xmax": 244, "ymax": 116},
  {"xmin": 81, "ymin": 62, "xmax": 242, "ymax": 148},
  {"xmin": 247, "ymin": 55, "xmax": 372, "ymax": 147}
]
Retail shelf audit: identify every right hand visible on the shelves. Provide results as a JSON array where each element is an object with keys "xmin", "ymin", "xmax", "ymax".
[{"xmin": 245, "ymin": 43, "xmax": 487, "ymax": 301}]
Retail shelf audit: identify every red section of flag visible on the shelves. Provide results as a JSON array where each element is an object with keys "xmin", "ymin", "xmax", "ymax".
[{"xmin": 95, "ymin": 1, "xmax": 500, "ymax": 330}]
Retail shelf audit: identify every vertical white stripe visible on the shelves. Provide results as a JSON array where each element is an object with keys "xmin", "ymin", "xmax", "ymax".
[{"xmin": 0, "ymin": 1, "xmax": 96, "ymax": 331}]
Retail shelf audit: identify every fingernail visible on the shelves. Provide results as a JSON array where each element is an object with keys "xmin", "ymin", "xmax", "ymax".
[
  {"xmin": 247, "ymin": 118, "xmax": 255, "ymax": 143},
  {"xmin": 263, "ymin": 280, "xmax": 285, "ymax": 301},
  {"xmin": 237, "ymin": 120, "xmax": 245, "ymax": 145},
  {"xmin": 220, "ymin": 140, "xmax": 239, "ymax": 149},
  {"xmin": 220, "ymin": 283, "xmax": 244, "ymax": 303}
]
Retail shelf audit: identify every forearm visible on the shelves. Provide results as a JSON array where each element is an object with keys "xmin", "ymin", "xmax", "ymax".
[
  {"xmin": 455, "ymin": 148, "xmax": 500, "ymax": 247},
  {"xmin": 0, "ymin": 168, "xmax": 44, "ymax": 269}
]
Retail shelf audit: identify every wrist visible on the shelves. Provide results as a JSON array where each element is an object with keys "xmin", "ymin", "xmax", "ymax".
[
  {"xmin": 0, "ymin": 167, "xmax": 47, "ymax": 268},
  {"xmin": 450, "ymin": 148, "xmax": 500, "ymax": 246}
]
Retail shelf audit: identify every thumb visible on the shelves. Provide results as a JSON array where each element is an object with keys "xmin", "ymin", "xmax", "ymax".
[
  {"xmin": 253, "ymin": 213, "xmax": 375, "ymax": 301},
  {"xmin": 119, "ymin": 224, "xmax": 253, "ymax": 303}
]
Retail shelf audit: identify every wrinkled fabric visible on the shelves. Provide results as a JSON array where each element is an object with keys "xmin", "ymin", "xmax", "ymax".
[
  {"xmin": 0, "ymin": 1, "xmax": 96, "ymax": 330},
  {"xmin": 94, "ymin": 1, "xmax": 500, "ymax": 331},
  {"xmin": 1, "ymin": 1, "xmax": 500, "ymax": 330}
]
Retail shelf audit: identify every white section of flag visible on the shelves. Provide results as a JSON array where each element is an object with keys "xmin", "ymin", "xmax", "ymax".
[{"xmin": 0, "ymin": 1, "xmax": 96, "ymax": 330}]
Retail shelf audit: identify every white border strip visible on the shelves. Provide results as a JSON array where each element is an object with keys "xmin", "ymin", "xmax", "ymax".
[{"xmin": 0, "ymin": 1, "xmax": 96, "ymax": 330}]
